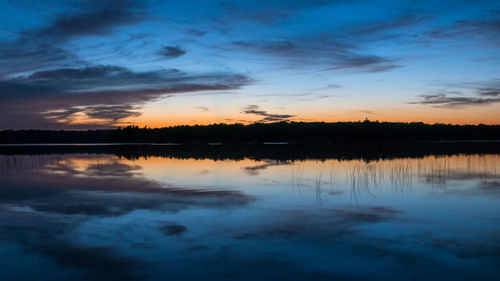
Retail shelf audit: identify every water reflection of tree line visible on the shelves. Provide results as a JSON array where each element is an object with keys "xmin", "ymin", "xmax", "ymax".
[{"xmin": 2, "ymin": 142, "xmax": 500, "ymax": 162}]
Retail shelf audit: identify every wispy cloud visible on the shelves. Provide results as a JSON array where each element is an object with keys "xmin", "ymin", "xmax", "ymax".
[
  {"xmin": 411, "ymin": 80, "xmax": 500, "ymax": 108},
  {"xmin": 0, "ymin": 0, "xmax": 147, "ymax": 75},
  {"xmin": 196, "ymin": 106, "xmax": 210, "ymax": 112},
  {"xmin": 217, "ymin": 0, "xmax": 339, "ymax": 24},
  {"xmin": 185, "ymin": 29, "xmax": 207, "ymax": 37},
  {"xmin": 158, "ymin": 46, "xmax": 186, "ymax": 58},
  {"xmin": 359, "ymin": 110, "xmax": 375, "ymax": 115},
  {"xmin": 242, "ymin": 105, "xmax": 295, "ymax": 122},
  {"xmin": 427, "ymin": 19, "xmax": 500, "ymax": 45},
  {"xmin": 324, "ymin": 55, "xmax": 400, "ymax": 73},
  {"xmin": 0, "ymin": 65, "xmax": 251, "ymax": 128},
  {"xmin": 413, "ymin": 94, "xmax": 500, "ymax": 108},
  {"xmin": 231, "ymin": 37, "xmax": 399, "ymax": 73},
  {"xmin": 34, "ymin": 0, "xmax": 145, "ymax": 38}
]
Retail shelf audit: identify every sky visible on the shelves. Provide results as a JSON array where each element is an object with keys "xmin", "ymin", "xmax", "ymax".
[{"xmin": 0, "ymin": 0, "xmax": 499, "ymax": 129}]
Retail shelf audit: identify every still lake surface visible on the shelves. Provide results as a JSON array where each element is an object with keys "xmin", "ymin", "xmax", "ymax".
[{"xmin": 1, "ymin": 144, "xmax": 500, "ymax": 280}]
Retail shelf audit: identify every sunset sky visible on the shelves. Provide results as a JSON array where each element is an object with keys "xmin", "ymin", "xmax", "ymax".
[{"xmin": 1, "ymin": 0, "xmax": 499, "ymax": 129}]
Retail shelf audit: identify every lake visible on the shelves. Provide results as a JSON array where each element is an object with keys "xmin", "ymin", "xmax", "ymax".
[{"xmin": 1, "ymin": 144, "xmax": 499, "ymax": 280}]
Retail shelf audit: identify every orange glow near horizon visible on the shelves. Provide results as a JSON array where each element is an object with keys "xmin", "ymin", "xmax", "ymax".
[
  {"xmin": 120, "ymin": 106, "xmax": 500, "ymax": 128},
  {"xmin": 51, "ymin": 94, "xmax": 500, "ymax": 128}
]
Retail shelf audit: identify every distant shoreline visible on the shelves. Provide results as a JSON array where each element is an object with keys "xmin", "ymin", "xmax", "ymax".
[{"xmin": 1, "ymin": 140, "xmax": 500, "ymax": 146}]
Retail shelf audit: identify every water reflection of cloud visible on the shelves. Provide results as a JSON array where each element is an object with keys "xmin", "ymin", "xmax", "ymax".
[
  {"xmin": 430, "ymin": 238, "xmax": 500, "ymax": 260},
  {"xmin": 0, "ymin": 154, "xmax": 258, "ymax": 280},
  {"xmin": 43, "ymin": 157, "xmax": 144, "ymax": 178},
  {"xmin": 333, "ymin": 206, "xmax": 402, "ymax": 223},
  {"xmin": 234, "ymin": 206, "xmax": 403, "ymax": 241},
  {"xmin": 1, "ymin": 152, "xmax": 500, "ymax": 280},
  {"xmin": 243, "ymin": 159, "xmax": 291, "ymax": 176},
  {"xmin": 421, "ymin": 170, "xmax": 500, "ymax": 185},
  {"xmin": 40, "ymin": 244, "xmax": 144, "ymax": 281},
  {"xmin": 198, "ymin": 254, "xmax": 345, "ymax": 281},
  {"xmin": 481, "ymin": 180, "xmax": 500, "ymax": 190},
  {"xmin": 0, "ymin": 207, "xmax": 144, "ymax": 281},
  {"xmin": 159, "ymin": 223, "xmax": 188, "ymax": 236},
  {"xmin": 0, "ymin": 155, "xmax": 255, "ymax": 218}
]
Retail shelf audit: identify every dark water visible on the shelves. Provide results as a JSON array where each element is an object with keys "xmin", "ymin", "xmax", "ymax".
[{"xmin": 1, "ymin": 145, "xmax": 500, "ymax": 280}]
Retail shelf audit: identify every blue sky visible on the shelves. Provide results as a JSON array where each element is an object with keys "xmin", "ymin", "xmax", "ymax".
[{"xmin": 0, "ymin": 0, "xmax": 499, "ymax": 129}]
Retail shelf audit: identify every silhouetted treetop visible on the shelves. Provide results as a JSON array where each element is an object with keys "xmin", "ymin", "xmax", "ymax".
[{"xmin": 1, "ymin": 121, "xmax": 499, "ymax": 144}]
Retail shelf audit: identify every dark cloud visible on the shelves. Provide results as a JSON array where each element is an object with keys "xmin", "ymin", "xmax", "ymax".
[
  {"xmin": 233, "ymin": 40, "xmax": 298, "ymax": 55},
  {"xmin": 158, "ymin": 45, "xmax": 186, "ymax": 58},
  {"xmin": 242, "ymin": 105, "xmax": 295, "ymax": 122},
  {"xmin": 350, "ymin": 15, "xmax": 427, "ymax": 37},
  {"xmin": 0, "ymin": 65, "xmax": 251, "ymax": 128},
  {"xmin": 42, "ymin": 105, "xmax": 142, "ymax": 125},
  {"xmin": 233, "ymin": 39, "xmax": 321, "ymax": 56},
  {"xmin": 414, "ymin": 94, "xmax": 500, "ymax": 107},
  {"xmin": 232, "ymin": 39, "xmax": 399, "ymax": 73},
  {"xmin": 412, "ymin": 80, "xmax": 500, "ymax": 108},
  {"xmin": 0, "ymin": 65, "xmax": 181, "ymax": 99},
  {"xmin": 222, "ymin": 11, "xmax": 430, "ymax": 73},
  {"xmin": 0, "ymin": 0, "xmax": 146, "ymax": 75},
  {"xmin": 477, "ymin": 87, "xmax": 500, "ymax": 97},
  {"xmin": 218, "ymin": 0, "xmax": 342, "ymax": 24},
  {"xmin": 219, "ymin": 8, "xmax": 433, "ymax": 74},
  {"xmin": 261, "ymin": 40, "xmax": 295, "ymax": 53},
  {"xmin": 82, "ymin": 105, "xmax": 142, "ymax": 122},
  {"xmin": 325, "ymin": 54, "xmax": 400, "ymax": 73},
  {"xmin": 39, "ymin": 0, "xmax": 144, "ymax": 37},
  {"xmin": 185, "ymin": 29, "xmax": 207, "ymax": 36},
  {"xmin": 427, "ymin": 19, "xmax": 500, "ymax": 44},
  {"xmin": 343, "ymin": 10, "xmax": 500, "ymax": 48}
]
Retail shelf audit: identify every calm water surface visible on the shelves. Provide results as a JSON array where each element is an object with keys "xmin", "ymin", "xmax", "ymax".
[{"xmin": 1, "ymin": 149, "xmax": 500, "ymax": 280}]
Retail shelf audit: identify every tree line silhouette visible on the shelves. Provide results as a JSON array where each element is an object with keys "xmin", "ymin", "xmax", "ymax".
[{"xmin": 1, "ymin": 121, "xmax": 500, "ymax": 144}]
